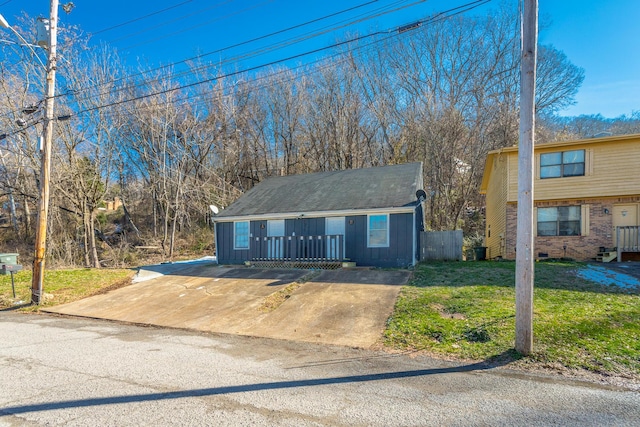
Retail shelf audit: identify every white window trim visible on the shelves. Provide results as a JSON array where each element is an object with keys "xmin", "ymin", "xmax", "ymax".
[
  {"xmin": 367, "ymin": 213, "xmax": 390, "ymax": 248},
  {"xmin": 234, "ymin": 221, "xmax": 250, "ymax": 250}
]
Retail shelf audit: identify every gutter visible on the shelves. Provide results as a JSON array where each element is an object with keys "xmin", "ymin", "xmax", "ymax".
[{"xmin": 214, "ymin": 205, "xmax": 417, "ymax": 223}]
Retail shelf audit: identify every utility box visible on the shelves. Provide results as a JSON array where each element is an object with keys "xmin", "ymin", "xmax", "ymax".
[{"xmin": 0, "ymin": 253, "xmax": 19, "ymax": 265}]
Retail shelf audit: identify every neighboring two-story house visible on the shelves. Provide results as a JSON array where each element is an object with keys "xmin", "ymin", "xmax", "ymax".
[{"xmin": 480, "ymin": 133, "xmax": 640, "ymax": 261}]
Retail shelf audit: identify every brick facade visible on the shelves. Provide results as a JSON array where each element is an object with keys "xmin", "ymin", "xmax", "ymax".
[{"xmin": 504, "ymin": 197, "xmax": 640, "ymax": 260}]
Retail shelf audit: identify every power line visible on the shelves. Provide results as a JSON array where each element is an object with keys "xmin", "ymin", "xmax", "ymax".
[
  {"xmin": 112, "ymin": 0, "xmax": 242, "ymax": 46},
  {"xmin": 1, "ymin": 0, "xmax": 491, "ymax": 134},
  {"xmin": 66, "ymin": 0, "xmax": 419, "ymax": 106},
  {"xmin": 119, "ymin": 0, "xmax": 272, "ymax": 49},
  {"xmin": 65, "ymin": 0, "xmax": 387, "ymax": 102},
  {"xmin": 72, "ymin": 0, "xmax": 491, "ymax": 118},
  {"xmin": 90, "ymin": 0, "xmax": 195, "ymax": 36},
  {"xmin": 0, "ymin": 0, "xmax": 381, "ymax": 120}
]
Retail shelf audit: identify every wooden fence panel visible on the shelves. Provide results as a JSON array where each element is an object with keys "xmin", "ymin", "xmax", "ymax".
[{"xmin": 420, "ymin": 230, "xmax": 463, "ymax": 261}]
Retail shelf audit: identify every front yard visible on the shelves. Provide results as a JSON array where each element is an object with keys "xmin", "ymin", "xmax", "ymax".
[
  {"xmin": 0, "ymin": 268, "xmax": 134, "ymax": 311},
  {"xmin": 384, "ymin": 261, "xmax": 640, "ymax": 380}
]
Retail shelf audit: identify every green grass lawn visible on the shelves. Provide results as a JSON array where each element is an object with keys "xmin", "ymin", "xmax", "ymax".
[
  {"xmin": 0, "ymin": 268, "xmax": 134, "ymax": 311},
  {"xmin": 385, "ymin": 261, "xmax": 640, "ymax": 378}
]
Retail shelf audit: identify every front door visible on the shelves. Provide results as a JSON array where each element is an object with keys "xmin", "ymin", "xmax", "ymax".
[
  {"xmin": 267, "ymin": 219, "xmax": 285, "ymax": 259},
  {"xmin": 326, "ymin": 217, "xmax": 345, "ymax": 259},
  {"xmin": 612, "ymin": 204, "xmax": 639, "ymax": 246}
]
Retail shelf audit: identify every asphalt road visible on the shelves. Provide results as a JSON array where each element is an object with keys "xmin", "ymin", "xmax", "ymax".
[{"xmin": 1, "ymin": 313, "xmax": 638, "ymax": 426}]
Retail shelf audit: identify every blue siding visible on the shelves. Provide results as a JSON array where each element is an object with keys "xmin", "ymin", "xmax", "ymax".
[
  {"xmin": 345, "ymin": 213, "xmax": 415, "ymax": 268},
  {"xmin": 216, "ymin": 220, "xmax": 266, "ymax": 265},
  {"xmin": 216, "ymin": 210, "xmax": 417, "ymax": 267},
  {"xmin": 285, "ymin": 217, "xmax": 325, "ymax": 237},
  {"xmin": 215, "ymin": 222, "xmax": 248, "ymax": 264}
]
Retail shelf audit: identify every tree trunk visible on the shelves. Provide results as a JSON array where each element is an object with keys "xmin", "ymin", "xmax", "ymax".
[
  {"xmin": 8, "ymin": 191, "xmax": 18, "ymax": 233},
  {"xmin": 152, "ymin": 188, "xmax": 158, "ymax": 237},
  {"xmin": 169, "ymin": 182, "xmax": 182, "ymax": 261},
  {"xmin": 88, "ymin": 209, "xmax": 101, "ymax": 268},
  {"xmin": 83, "ymin": 206, "xmax": 91, "ymax": 267},
  {"xmin": 23, "ymin": 195, "xmax": 31, "ymax": 239}
]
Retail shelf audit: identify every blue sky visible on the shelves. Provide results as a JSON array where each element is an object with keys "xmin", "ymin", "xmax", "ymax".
[{"xmin": 1, "ymin": 0, "xmax": 638, "ymax": 118}]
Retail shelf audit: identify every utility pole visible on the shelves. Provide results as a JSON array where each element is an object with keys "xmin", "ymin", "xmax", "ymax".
[
  {"xmin": 515, "ymin": 0, "xmax": 538, "ymax": 355},
  {"xmin": 31, "ymin": 0, "xmax": 59, "ymax": 305}
]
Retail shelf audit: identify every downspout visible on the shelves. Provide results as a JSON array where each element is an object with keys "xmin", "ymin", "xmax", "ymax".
[
  {"xmin": 412, "ymin": 208, "xmax": 417, "ymax": 267},
  {"xmin": 413, "ymin": 189, "xmax": 427, "ymax": 267}
]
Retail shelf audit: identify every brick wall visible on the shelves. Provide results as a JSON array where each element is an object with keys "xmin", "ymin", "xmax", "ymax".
[{"xmin": 504, "ymin": 197, "xmax": 640, "ymax": 260}]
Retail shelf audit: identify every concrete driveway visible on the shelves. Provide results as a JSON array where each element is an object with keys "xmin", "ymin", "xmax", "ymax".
[{"xmin": 44, "ymin": 263, "xmax": 411, "ymax": 348}]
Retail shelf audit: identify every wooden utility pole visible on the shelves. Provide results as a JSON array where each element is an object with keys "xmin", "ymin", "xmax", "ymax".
[
  {"xmin": 31, "ymin": 0, "xmax": 59, "ymax": 305},
  {"xmin": 515, "ymin": 0, "xmax": 538, "ymax": 355}
]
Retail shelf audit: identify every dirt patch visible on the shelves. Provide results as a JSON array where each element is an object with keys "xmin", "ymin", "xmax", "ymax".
[
  {"xmin": 430, "ymin": 303, "xmax": 467, "ymax": 320},
  {"xmin": 260, "ymin": 283, "xmax": 301, "ymax": 312},
  {"xmin": 88, "ymin": 276, "xmax": 134, "ymax": 296}
]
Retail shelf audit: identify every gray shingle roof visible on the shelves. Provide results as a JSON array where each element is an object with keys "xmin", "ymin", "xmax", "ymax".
[{"xmin": 216, "ymin": 162, "xmax": 423, "ymax": 218}]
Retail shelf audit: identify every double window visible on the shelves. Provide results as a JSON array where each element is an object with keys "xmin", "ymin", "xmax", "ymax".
[
  {"xmin": 368, "ymin": 214, "xmax": 389, "ymax": 247},
  {"xmin": 234, "ymin": 221, "xmax": 249, "ymax": 249},
  {"xmin": 537, "ymin": 206, "xmax": 581, "ymax": 236},
  {"xmin": 540, "ymin": 149, "xmax": 585, "ymax": 179}
]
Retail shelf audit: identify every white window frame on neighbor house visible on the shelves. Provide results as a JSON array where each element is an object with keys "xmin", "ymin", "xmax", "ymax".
[
  {"xmin": 367, "ymin": 214, "xmax": 389, "ymax": 248},
  {"xmin": 234, "ymin": 221, "xmax": 250, "ymax": 250},
  {"xmin": 540, "ymin": 149, "xmax": 585, "ymax": 179}
]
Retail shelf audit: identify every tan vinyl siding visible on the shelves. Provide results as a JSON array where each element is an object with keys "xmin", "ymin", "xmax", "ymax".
[
  {"xmin": 484, "ymin": 153, "xmax": 508, "ymax": 259},
  {"xmin": 505, "ymin": 139, "xmax": 640, "ymax": 202},
  {"xmin": 481, "ymin": 134, "xmax": 640, "ymax": 261}
]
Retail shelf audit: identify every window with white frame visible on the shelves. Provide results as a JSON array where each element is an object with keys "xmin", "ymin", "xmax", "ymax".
[
  {"xmin": 368, "ymin": 214, "xmax": 389, "ymax": 247},
  {"xmin": 540, "ymin": 149, "xmax": 585, "ymax": 179},
  {"xmin": 234, "ymin": 221, "xmax": 250, "ymax": 249},
  {"xmin": 537, "ymin": 206, "xmax": 581, "ymax": 236}
]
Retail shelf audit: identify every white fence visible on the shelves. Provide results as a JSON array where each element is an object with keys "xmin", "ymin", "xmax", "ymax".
[
  {"xmin": 251, "ymin": 234, "xmax": 344, "ymax": 262},
  {"xmin": 617, "ymin": 226, "xmax": 640, "ymax": 262}
]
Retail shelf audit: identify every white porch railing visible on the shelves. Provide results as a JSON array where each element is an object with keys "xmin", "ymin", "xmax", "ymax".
[
  {"xmin": 251, "ymin": 234, "xmax": 344, "ymax": 262},
  {"xmin": 616, "ymin": 226, "xmax": 640, "ymax": 262}
]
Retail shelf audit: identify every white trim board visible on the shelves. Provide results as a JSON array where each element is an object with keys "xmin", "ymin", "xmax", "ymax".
[{"xmin": 213, "ymin": 206, "xmax": 417, "ymax": 223}]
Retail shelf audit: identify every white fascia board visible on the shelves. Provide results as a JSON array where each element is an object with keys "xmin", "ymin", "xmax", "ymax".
[{"xmin": 213, "ymin": 206, "xmax": 417, "ymax": 223}]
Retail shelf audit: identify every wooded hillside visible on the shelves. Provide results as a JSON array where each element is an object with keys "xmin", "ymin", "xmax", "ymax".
[{"xmin": 2, "ymin": 5, "xmax": 633, "ymax": 268}]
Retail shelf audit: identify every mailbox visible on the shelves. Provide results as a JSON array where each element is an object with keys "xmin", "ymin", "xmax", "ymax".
[{"xmin": 1, "ymin": 264, "xmax": 22, "ymax": 275}]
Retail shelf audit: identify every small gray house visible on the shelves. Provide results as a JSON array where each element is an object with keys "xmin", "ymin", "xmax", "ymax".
[{"xmin": 213, "ymin": 163, "xmax": 425, "ymax": 268}]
